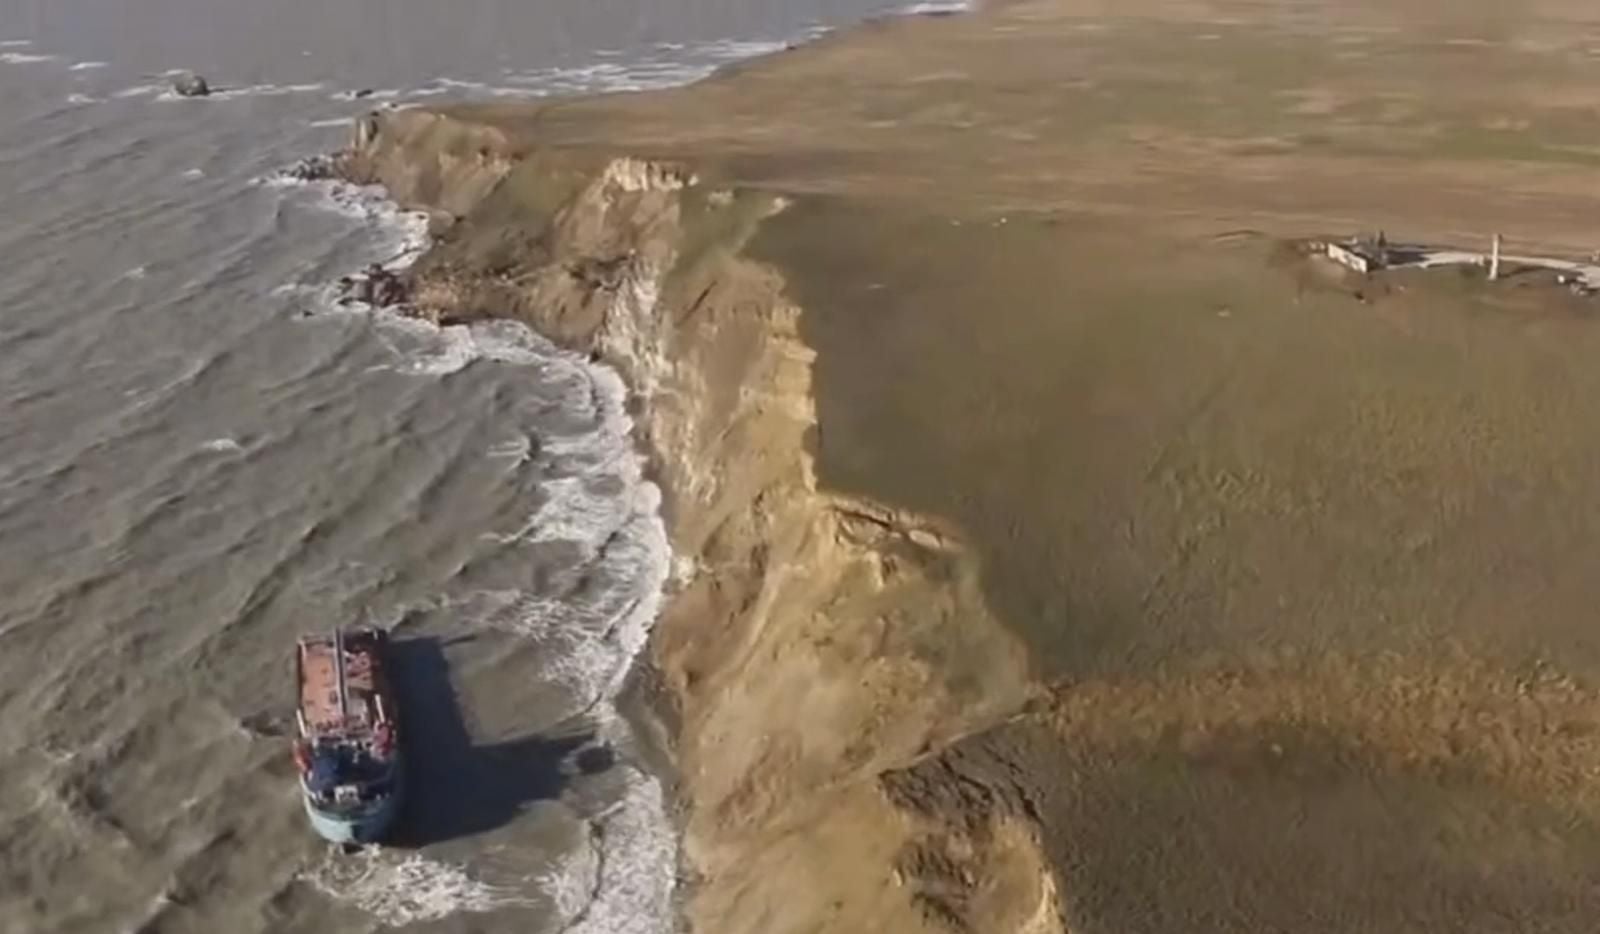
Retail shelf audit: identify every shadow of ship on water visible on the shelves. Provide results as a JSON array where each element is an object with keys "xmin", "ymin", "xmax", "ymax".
[{"xmin": 382, "ymin": 634, "xmax": 615, "ymax": 848}]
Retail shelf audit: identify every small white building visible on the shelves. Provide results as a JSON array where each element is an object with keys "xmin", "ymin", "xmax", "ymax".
[{"xmin": 1326, "ymin": 242, "xmax": 1374, "ymax": 274}]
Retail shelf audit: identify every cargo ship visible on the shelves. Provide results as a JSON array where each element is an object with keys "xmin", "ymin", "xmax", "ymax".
[{"xmin": 292, "ymin": 628, "xmax": 402, "ymax": 844}]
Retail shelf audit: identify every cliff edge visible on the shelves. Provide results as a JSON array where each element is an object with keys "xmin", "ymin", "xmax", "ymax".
[
  {"xmin": 340, "ymin": 2, "xmax": 1600, "ymax": 931},
  {"xmin": 339, "ymin": 99, "xmax": 1042, "ymax": 934}
]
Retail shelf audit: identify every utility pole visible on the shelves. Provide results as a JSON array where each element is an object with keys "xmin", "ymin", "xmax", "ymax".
[{"xmin": 1490, "ymin": 233, "xmax": 1502, "ymax": 281}]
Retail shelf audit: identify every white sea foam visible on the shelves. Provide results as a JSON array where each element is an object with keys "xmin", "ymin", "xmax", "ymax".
[
  {"xmin": 0, "ymin": 52, "xmax": 56, "ymax": 64},
  {"xmin": 696, "ymin": 37, "xmax": 797, "ymax": 59},
  {"xmin": 260, "ymin": 175, "xmax": 430, "ymax": 265},
  {"xmin": 181, "ymin": 168, "xmax": 204, "ymax": 179},
  {"xmin": 419, "ymin": 76, "xmax": 542, "ymax": 98},
  {"xmin": 373, "ymin": 317, "xmax": 551, "ymax": 376},
  {"xmin": 112, "ymin": 84, "xmax": 162, "ymax": 99},
  {"xmin": 69, "ymin": 60, "xmax": 107, "ymax": 71},
  {"xmin": 900, "ymin": 0, "xmax": 974, "ymax": 14},
  {"xmin": 304, "ymin": 850, "xmax": 537, "ymax": 926},
  {"xmin": 535, "ymin": 770, "xmax": 675, "ymax": 934},
  {"xmin": 499, "ymin": 43, "xmax": 783, "ymax": 97},
  {"xmin": 471, "ymin": 468, "xmax": 669, "ymax": 715},
  {"xmin": 330, "ymin": 87, "xmax": 401, "ymax": 102},
  {"xmin": 65, "ymin": 93, "xmax": 96, "ymax": 105},
  {"xmin": 487, "ymin": 434, "xmax": 535, "ymax": 463},
  {"xmin": 123, "ymin": 266, "xmax": 148, "ymax": 281},
  {"xmin": 330, "ymin": 88, "xmax": 395, "ymax": 102},
  {"xmin": 199, "ymin": 438, "xmax": 243, "ymax": 454},
  {"xmin": 504, "ymin": 586, "xmax": 649, "ymax": 705},
  {"xmin": 500, "ymin": 63, "xmax": 702, "ymax": 95},
  {"xmin": 452, "ymin": 34, "xmax": 807, "ymax": 101},
  {"xmin": 0, "ymin": 39, "xmax": 32, "ymax": 47},
  {"xmin": 566, "ymin": 775, "xmax": 676, "ymax": 934},
  {"xmin": 541, "ymin": 820, "xmax": 603, "ymax": 921},
  {"xmin": 153, "ymin": 81, "xmax": 327, "ymax": 102}
]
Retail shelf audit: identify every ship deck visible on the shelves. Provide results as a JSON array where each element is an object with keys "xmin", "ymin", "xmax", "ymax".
[{"xmin": 298, "ymin": 632, "xmax": 384, "ymax": 738}]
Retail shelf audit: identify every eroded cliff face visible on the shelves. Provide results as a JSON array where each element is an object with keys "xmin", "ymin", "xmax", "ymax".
[{"xmin": 340, "ymin": 109, "xmax": 1053, "ymax": 934}]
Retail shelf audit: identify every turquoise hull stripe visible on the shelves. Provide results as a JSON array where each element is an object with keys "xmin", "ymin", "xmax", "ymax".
[{"xmin": 303, "ymin": 791, "xmax": 399, "ymax": 844}]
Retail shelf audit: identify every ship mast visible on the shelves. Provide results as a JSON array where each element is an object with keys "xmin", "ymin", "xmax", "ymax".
[{"xmin": 333, "ymin": 629, "xmax": 349, "ymax": 725}]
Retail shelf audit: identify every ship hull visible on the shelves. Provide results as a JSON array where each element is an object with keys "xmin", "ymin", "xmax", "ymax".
[
  {"xmin": 294, "ymin": 628, "xmax": 403, "ymax": 845},
  {"xmin": 302, "ymin": 787, "xmax": 401, "ymax": 845}
]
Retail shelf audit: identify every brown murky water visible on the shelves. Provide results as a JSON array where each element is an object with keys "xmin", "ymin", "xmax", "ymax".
[{"xmin": 0, "ymin": 2, "xmax": 930, "ymax": 931}]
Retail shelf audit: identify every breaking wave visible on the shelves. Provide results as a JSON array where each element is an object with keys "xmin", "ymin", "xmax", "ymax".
[
  {"xmin": 271, "ymin": 151, "xmax": 674, "ymax": 928},
  {"xmin": 305, "ymin": 850, "xmax": 539, "ymax": 926},
  {"xmin": 111, "ymin": 81, "xmax": 327, "ymax": 101},
  {"xmin": 547, "ymin": 776, "xmax": 677, "ymax": 934},
  {"xmin": 900, "ymin": 0, "xmax": 976, "ymax": 13}
]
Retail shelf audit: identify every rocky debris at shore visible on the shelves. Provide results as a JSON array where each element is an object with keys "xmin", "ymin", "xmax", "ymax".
[
  {"xmin": 278, "ymin": 153, "xmax": 343, "ymax": 182},
  {"xmin": 336, "ymin": 263, "xmax": 411, "ymax": 308},
  {"xmin": 171, "ymin": 73, "xmax": 210, "ymax": 97}
]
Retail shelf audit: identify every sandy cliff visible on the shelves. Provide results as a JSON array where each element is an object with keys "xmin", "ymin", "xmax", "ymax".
[
  {"xmin": 337, "ymin": 2, "xmax": 1600, "ymax": 931},
  {"xmin": 339, "ymin": 107, "xmax": 1043, "ymax": 934}
]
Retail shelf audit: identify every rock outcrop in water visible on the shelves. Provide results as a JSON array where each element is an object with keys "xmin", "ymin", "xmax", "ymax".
[
  {"xmin": 171, "ymin": 73, "xmax": 210, "ymax": 97},
  {"xmin": 279, "ymin": 154, "xmax": 340, "ymax": 182},
  {"xmin": 333, "ymin": 2, "xmax": 1600, "ymax": 931},
  {"xmin": 336, "ymin": 264, "xmax": 409, "ymax": 308}
]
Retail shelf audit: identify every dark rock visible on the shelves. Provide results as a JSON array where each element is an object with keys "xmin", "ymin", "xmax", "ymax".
[
  {"xmin": 353, "ymin": 88, "xmax": 376, "ymax": 100},
  {"xmin": 575, "ymin": 745, "xmax": 616, "ymax": 776},
  {"xmin": 280, "ymin": 154, "xmax": 340, "ymax": 182},
  {"xmin": 336, "ymin": 263, "xmax": 412, "ymax": 308},
  {"xmin": 172, "ymin": 73, "xmax": 210, "ymax": 98}
]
